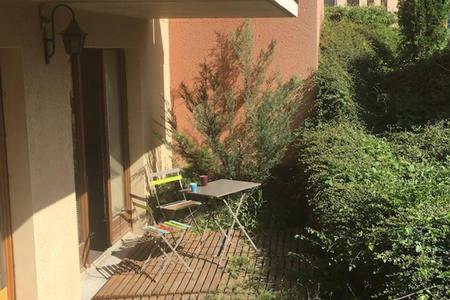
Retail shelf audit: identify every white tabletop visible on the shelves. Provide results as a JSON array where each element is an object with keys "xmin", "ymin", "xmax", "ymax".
[{"xmin": 189, "ymin": 179, "xmax": 260, "ymax": 198}]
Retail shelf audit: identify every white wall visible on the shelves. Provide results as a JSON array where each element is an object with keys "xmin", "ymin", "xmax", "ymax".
[
  {"xmin": 0, "ymin": 2, "xmax": 170, "ymax": 299},
  {"xmin": 0, "ymin": 48, "xmax": 39, "ymax": 300}
]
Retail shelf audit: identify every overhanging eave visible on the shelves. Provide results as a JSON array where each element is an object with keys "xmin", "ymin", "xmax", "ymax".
[{"xmin": 35, "ymin": 0, "xmax": 298, "ymax": 19}]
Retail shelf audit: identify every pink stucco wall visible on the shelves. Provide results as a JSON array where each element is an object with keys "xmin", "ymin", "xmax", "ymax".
[{"xmin": 169, "ymin": 0, "xmax": 324, "ymax": 137}]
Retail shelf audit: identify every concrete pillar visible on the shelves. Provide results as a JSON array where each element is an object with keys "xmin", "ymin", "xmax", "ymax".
[
  {"xmin": 0, "ymin": 5, "xmax": 82, "ymax": 300},
  {"xmin": 0, "ymin": 48, "xmax": 39, "ymax": 300},
  {"xmin": 20, "ymin": 14, "xmax": 82, "ymax": 300}
]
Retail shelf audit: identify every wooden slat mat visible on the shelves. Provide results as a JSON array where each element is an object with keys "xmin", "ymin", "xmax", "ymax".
[{"xmin": 92, "ymin": 230, "xmax": 301, "ymax": 299}]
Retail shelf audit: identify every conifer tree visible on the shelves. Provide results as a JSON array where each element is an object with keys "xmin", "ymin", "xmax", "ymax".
[{"xmin": 170, "ymin": 21, "xmax": 302, "ymax": 182}]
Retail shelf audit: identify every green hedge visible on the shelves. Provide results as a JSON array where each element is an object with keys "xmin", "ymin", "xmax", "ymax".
[
  {"xmin": 312, "ymin": 6, "xmax": 399, "ymax": 126},
  {"xmin": 398, "ymin": 0, "xmax": 450, "ymax": 62},
  {"xmin": 300, "ymin": 122, "xmax": 450, "ymax": 298},
  {"xmin": 325, "ymin": 6, "xmax": 396, "ymax": 26},
  {"xmin": 378, "ymin": 51, "xmax": 450, "ymax": 129},
  {"xmin": 297, "ymin": 6, "xmax": 450, "ymax": 299}
]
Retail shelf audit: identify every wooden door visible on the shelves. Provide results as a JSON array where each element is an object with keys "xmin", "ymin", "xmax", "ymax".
[
  {"xmin": 72, "ymin": 49, "xmax": 131, "ymax": 261},
  {"xmin": 71, "ymin": 56, "xmax": 91, "ymax": 267},
  {"xmin": 0, "ymin": 67, "xmax": 15, "ymax": 300}
]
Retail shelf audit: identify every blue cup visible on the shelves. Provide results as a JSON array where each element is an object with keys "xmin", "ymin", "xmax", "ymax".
[{"xmin": 189, "ymin": 182, "xmax": 198, "ymax": 193}]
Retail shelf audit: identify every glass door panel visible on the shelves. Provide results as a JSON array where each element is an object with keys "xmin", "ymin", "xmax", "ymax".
[{"xmin": 103, "ymin": 49, "xmax": 126, "ymax": 217}]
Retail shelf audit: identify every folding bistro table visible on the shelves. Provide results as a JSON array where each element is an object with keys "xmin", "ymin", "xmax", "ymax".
[{"xmin": 188, "ymin": 179, "xmax": 261, "ymax": 265}]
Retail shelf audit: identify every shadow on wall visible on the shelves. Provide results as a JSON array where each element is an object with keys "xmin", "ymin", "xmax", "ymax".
[
  {"xmin": 0, "ymin": 46, "xmax": 39, "ymax": 299},
  {"xmin": 127, "ymin": 18, "xmax": 174, "ymax": 234},
  {"xmin": 143, "ymin": 19, "xmax": 171, "ymax": 170},
  {"xmin": 0, "ymin": 4, "xmax": 171, "ymax": 299},
  {"xmin": 169, "ymin": 0, "xmax": 323, "ymax": 150},
  {"xmin": 0, "ymin": 11, "xmax": 168, "ymax": 245},
  {"xmin": 128, "ymin": 18, "xmax": 172, "ymax": 203}
]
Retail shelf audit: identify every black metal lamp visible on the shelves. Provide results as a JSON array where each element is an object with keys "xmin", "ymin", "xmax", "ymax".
[{"xmin": 41, "ymin": 4, "xmax": 87, "ymax": 64}]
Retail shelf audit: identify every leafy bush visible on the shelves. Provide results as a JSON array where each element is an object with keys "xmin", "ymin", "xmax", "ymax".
[
  {"xmin": 389, "ymin": 121, "xmax": 450, "ymax": 161},
  {"xmin": 296, "ymin": 6, "xmax": 450, "ymax": 299},
  {"xmin": 376, "ymin": 51, "xmax": 450, "ymax": 129},
  {"xmin": 398, "ymin": 0, "xmax": 450, "ymax": 62},
  {"xmin": 372, "ymin": 197, "xmax": 450, "ymax": 298},
  {"xmin": 326, "ymin": 5, "xmax": 396, "ymax": 26},
  {"xmin": 170, "ymin": 21, "xmax": 302, "ymax": 183},
  {"xmin": 313, "ymin": 6, "xmax": 399, "ymax": 125},
  {"xmin": 299, "ymin": 122, "xmax": 450, "ymax": 298},
  {"xmin": 194, "ymin": 189, "xmax": 264, "ymax": 233}
]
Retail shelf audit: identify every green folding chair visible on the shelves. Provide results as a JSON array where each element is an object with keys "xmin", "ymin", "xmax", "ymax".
[
  {"xmin": 148, "ymin": 168, "xmax": 201, "ymax": 226},
  {"xmin": 132, "ymin": 197, "xmax": 193, "ymax": 281}
]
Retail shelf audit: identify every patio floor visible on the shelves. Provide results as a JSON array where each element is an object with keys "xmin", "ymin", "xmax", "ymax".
[{"xmin": 92, "ymin": 229, "xmax": 302, "ymax": 299}]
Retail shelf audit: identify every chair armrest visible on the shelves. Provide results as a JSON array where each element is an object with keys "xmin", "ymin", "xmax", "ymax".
[{"xmin": 179, "ymin": 188, "xmax": 190, "ymax": 193}]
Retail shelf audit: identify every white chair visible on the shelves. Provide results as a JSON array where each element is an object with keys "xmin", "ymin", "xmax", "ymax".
[{"xmin": 132, "ymin": 197, "xmax": 193, "ymax": 281}]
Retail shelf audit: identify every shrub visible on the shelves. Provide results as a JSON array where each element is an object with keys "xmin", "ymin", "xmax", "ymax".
[
  {"xmin": 299, "ymin": 122, "xmax": 450, "ymax": 298},
  {"xmin": 389, "ymin": 121, "xmax": 450, "ymax": 161},
  {"xmin": 326, "ymin": 5, "xmax": 396, "ymax": 26},
  {"xmin": 169, "ymin": 21, "xmax": 302, "ymax": 233},
  {"xmin": 372, "ymin": 197, "xmax": 450, "ymax": 299},
  {"xmin": 296, "ymin": 6, "xmax": 450, "ymax": 299},
  {"xmin": 398, "ymin": 0, "xmax": 450, "ymax": 62},
  {"xmin": 170, "ymin": 21, "xmax": 302, "ymax": 183},
  {"xmin": 377, "ymin": 51, "xmax": 450, "ymax": 129},
  {"xmin": 313, "ymin": 6, "xmax": 399, "ymax": 125}
]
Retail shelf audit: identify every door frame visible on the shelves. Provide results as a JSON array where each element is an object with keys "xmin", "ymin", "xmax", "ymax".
[
  {"xmin": 0, "ymin": 68, "xmax": 16, "ymax": 300},
  {"xmin": 71, "ymin": 49, "xmax": 132, "ymax": 264},
  {"xmin": 70, "ymin": 56, "xmax": 91, "ymax": 267}
]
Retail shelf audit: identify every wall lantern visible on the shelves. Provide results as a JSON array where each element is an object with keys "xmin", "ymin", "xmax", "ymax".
[{"xmin": 40, "ymin": 4, "xmax": 87, "ymax": 64}]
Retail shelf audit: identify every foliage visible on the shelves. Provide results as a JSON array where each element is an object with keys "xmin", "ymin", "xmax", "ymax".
[
  {"xmin": 398, "ymin": 0, "xmax": 450, "ymax": 62},
  {"xmin": 296, "ymin": 6, "xmax": 450, "ymax": 299},
  {"xmin": 299, "ymin": 122, "xmax": 450, "ymax": 298},
  {"xmin": 256, "ymin": 288, "xmax": 305, "ymax": 300},
  {"xmin": 326, "ymin": 5, "xmax": 396, "ymax": 26},
  {"xmin": 170, "ymin": 21, "xmax": 302, "ymax": 183},
  {"xmin": 375, "ymin": 51, "xmax": 450, "ymax": 129},
  {"xmin": 194, "ymin": 189, "xmax": 265, "ymax": 233},
  {"xmin": 213, "ymin": 254, "xmax": 306, "ymax": 300},
  {"xmin": 227, "ymin": 255, "xmax": 253, "ymax": 279},
  {"xmin": 318, "ymin": 5, "xmax": 450, "ymax": 131},
  {"xmin": 389, "ymin": 121, "xmax": 450, "ymax": 161},
  {"xmin": 313, "ymin": 6, "xmax": 399, "ymax": 125}
]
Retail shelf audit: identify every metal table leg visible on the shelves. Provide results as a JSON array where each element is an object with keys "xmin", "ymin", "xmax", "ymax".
[
  {"xmin": 218, "ymin": 192, "xmax": 258, "ymax": 267},
  {"xmin": 222, "ymin": 196, "xmax": 258, "ymax": 251}
]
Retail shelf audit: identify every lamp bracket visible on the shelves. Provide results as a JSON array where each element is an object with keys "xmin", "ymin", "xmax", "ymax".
[{"xmin": 40, "ymin": 4, "xmax": 76, "ymax": 64}]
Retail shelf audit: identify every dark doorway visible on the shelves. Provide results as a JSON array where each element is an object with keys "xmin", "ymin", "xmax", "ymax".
[{"xmin": 80, "ymin": 49, "xmax": 110, "ymax": 251}]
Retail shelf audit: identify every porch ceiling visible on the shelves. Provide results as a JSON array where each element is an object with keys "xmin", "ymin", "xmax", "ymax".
[{"xmin": 35, "ymin": 0, "xmax": 298, "ymax": 18}]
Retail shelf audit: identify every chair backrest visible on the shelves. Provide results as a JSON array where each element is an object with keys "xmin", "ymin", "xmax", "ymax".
[{"xmin": 148, "ymin": 168, "xmax": 187, "ymax": 209}]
